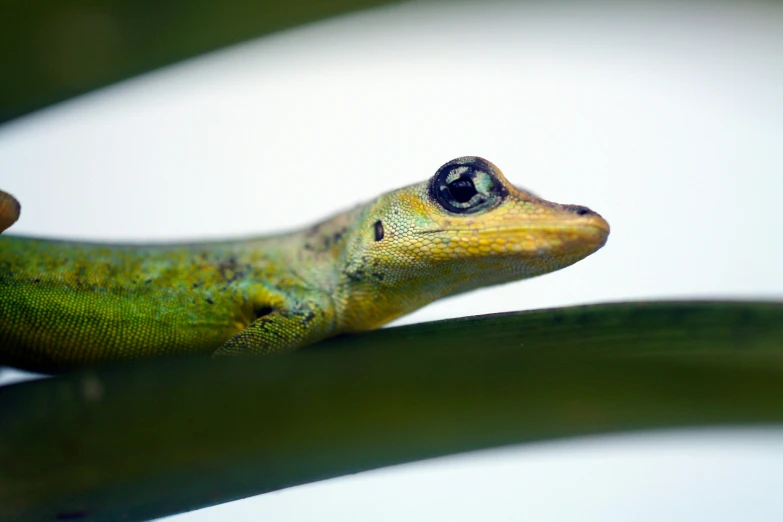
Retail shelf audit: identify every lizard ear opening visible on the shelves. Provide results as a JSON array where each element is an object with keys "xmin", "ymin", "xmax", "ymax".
[{"xmin": 373, "ymin": 220, "xmax": 384, "ymax": 241}]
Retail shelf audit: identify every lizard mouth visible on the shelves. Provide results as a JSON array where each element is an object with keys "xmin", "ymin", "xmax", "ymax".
[
  {"xmin": 416, "ymin": 208, "xmax": 610, "ymax": 237},
  {"xmin": 417, "ymin": 223, "xmax": 609, "ymax": 235},
  {"xmin": 416, "ymin": 221, "xmax": 610, "ymax": 240},
  {"xmin": 412, "ymin": 219, "xmax": 609, "ymax": 259}
]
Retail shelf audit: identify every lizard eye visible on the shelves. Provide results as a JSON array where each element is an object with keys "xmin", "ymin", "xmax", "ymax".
[
  {"xmin": 447, "ymin": 178, "xmax": 477, "ymax": 203},
  {"xmin": 429, "ymin": 157, "xmax": 507, "ymax": 214}
]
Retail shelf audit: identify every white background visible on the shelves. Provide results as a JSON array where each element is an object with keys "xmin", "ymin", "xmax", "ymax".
[{"xmin": 1, "ymin": 1, "xmax": 782, "ymax": 520}]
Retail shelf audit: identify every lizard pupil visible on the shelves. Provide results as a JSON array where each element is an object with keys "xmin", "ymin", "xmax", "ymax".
[{"xmin": 448, "ymin": 178, "xmax": 477, "ymax": 203}]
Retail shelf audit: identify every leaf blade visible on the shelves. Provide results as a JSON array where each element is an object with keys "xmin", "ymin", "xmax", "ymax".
[{"xmin": 1, "ymin": 301, "xmax": 782, "ymax": 521}]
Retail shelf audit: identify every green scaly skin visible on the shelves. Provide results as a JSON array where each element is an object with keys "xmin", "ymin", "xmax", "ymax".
[{"xmin": 0, "ymin": 157, "xmax": 609, "ymax": 373}]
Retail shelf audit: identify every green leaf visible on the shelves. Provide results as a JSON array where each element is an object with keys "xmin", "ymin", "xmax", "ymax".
[
  {"xmin": 1, "ymin": 301, "xmax": 781, "ymax": 521},
  {"xmin": 1, "ymin": 0, "xmax": 402, "ymax": 123}
]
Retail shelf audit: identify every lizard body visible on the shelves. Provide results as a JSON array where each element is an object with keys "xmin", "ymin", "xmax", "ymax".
[{"xmin": 0, "ymin": 157, "xmax": 609, "ymax": 372}]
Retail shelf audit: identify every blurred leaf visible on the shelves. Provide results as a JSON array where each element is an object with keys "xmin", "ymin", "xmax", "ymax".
[
  {"xmin": 1, "ymin": 0, "xmax": 402, "ymax": 124},
  {"xmin": 1, "ymin": 301, "xmax": 781, "ymax": 521}
]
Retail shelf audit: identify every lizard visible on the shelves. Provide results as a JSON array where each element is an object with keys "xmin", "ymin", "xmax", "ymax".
[{"xmin": 0, "ymin": 156, "xmax": 609, "ymax": 373}]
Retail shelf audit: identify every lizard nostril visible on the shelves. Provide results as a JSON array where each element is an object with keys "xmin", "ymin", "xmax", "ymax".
[{"xmin": 567, "ymin": 205, "xmax": 594, "ymax": 216}]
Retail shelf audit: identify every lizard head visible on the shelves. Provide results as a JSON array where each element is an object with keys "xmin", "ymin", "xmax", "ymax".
[{"xmin": 338, "ymin": 156, "xmax": 610, "ymax": 331}]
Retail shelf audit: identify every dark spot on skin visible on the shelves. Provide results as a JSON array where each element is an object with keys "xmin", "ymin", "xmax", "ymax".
[
  {"xmin": 218, "ymin": 256, "xmax": 238, "ymax": 270},
  {"xmin": 374, "ymin": 220, "xmax": 384, "ymax": 241},
  {"xmin": 254, "ymin": 306, "xmax": 274, "ymax": 319},
  {"xmin": 566, "ymin": 205, "xmax": 594, "ymax": 216},
  {"xmin": 307, "ymin": 224, "xmax": 321, "ymax": 236},
  {"xmin": 216, "ymin": 256, "xmax": 245, "ymax": 284},
  {"xmin": 56, "ymin": 511, "xmax": 88, "ymax": 520},
  {"xmin": 303, "ymin": 243, "xmax": 313, "ymax": 251},
  {"xmin": 345, "ymin": 268, "xmax": 365, "ymax": 282},
  {"xmin": 32, "ymin": 278, "xmax": 40, "ymax": 283},
  {"xmin": 206, "ymin": 297, "xmax": 214, "ymax": 305},
  {"xmin": 291, "ymin": 302, "xmax": 318, "ymax": 324},
  {"xmin": 372, "ymin": 272, "xmax": 385, "ymax": 281},
  {"xmin": 332, "ymin": 231, "xmax": 343, "ymax": 243}
]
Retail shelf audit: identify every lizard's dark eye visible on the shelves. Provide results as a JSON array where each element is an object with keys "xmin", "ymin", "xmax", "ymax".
[
  {"xmin": 429, "ymin": 156, "xmax": 507, "ymax": 214},
  {"xmin": 448, "ymin": 178, "xmax": 477, "ymax": 203}
]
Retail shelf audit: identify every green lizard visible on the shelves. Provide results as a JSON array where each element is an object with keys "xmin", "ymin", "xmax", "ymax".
[{"xmin": 0, "ymin": 157, "xmax": 609, "ymax": 373}]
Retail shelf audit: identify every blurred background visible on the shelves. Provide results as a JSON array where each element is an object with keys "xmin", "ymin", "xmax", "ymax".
[{"xmin": 1, "ymin": 0, "xmax": 782, "ymax": 520}]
